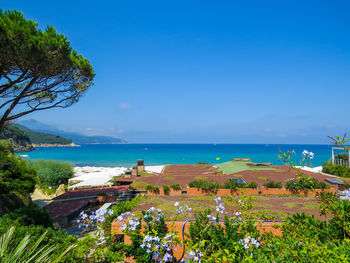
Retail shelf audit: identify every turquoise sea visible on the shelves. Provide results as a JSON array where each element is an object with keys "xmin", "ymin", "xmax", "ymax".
[{"xmin": 19, "ymin": 144, "xmax": 334, "ymax": 168}]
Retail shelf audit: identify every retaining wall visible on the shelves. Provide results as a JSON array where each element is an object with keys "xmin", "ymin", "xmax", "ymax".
[{"xmin": 148, "ymin": 187, "xmax": 337, "ymax": 197}]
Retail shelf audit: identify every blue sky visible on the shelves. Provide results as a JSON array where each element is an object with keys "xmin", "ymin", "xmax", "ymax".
[{"xmin": 3, "ymin": 1, "xmax": 350, "ymax": 143}]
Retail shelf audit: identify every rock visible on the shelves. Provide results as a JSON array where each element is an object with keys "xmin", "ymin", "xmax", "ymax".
[{"xmin": 55, "ymin": 184, "xmax": 66, "ymax": 197}]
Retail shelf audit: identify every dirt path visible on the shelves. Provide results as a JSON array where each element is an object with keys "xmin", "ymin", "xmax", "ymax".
[{"xmin": 31, "ymin": 188, "xmax": 54, "ymax": 207}]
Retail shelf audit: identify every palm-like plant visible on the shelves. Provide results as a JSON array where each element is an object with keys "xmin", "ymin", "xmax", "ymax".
[{"xmin": 0, "ymin": 227, "xmax": 75, "ymax": 263}]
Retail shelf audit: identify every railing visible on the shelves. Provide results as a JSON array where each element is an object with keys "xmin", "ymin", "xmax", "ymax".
[{"xmin": 334, "ymin": 158, "xmax": 350, "ymax": 167}]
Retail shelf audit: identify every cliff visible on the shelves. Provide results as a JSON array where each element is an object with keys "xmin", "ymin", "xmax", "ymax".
[{"xmin": 0, "ymin": 125, "xmax": 34, "ymax": 152}]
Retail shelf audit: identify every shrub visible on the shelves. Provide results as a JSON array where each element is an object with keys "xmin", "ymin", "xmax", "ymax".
[
  {"xmin": 0, "ymin": 204, "xmax": 52, "ymax": 227},
  {"xmin": 30, "ymin": 160, "xmax": 74, "ymax": 191},
  {"xmin": 322, "ymin": 162, "xmax": 350, "ymax": 177},
  {"xmin": 223, "ymin": 180, "xmax": 258, "ymax": 189},
  {"xmin": 188, "ymin": 180, "xmax": 221, "ymax": 192},
  {"xmin": 0, "ymin": 216, "xmax": 93, "ymax": 262},
  {"xmin": 223, "ymin": 180, "xmax": 241, "ymax": 189},
  {"xmin": 170, "ymin": 184, "xmax": 181, "ymax": 191},
  {"xmin": 162, "ymin": 185, "xmax": 170, "ymax": 195},
  {"xmin": 0, "ymin": 140, "xmax": 36, "ymax": 198},
  {"xmin": 97, "ymin": 192, "xmax": 108, "ymax": 196},
  {"xmin": 263, "ymin": 180, "xmax": 283, "ymax": 188},
  {"xmin": 286, "ymin": 176, "xmax": 330, "ymax": 191},
  {"xmin": 243, "ymin": 182, "xmax": 258, "ymax": 188},
  {"xmin": 335, "ymin": 153, "xmax": 349, "ymax": 160},
  {"xmin": 145, "ymin": 185, "xmax": 160, "ymax": 194}
]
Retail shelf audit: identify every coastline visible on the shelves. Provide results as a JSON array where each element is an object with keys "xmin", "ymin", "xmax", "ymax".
[{"xmin": 32, "ymin": 142, "xmax": 80, "ymax": 147}]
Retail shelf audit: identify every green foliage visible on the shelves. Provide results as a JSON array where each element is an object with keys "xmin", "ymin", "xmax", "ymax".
[
  {"xmin": 13, "ymin": 124, "xmax": 72, "ymax": 145},
  {"xmin": 102, "ymin": 196, "xmax": 141, "ymax": 236},
  {"xmin": 286, "ymin": 176, "xmax": 330, "ymax": 191},
  {"xmin": 145, "ymin": 185, "xmax": 160, "ymax": 194},
  {"xmin": 335, "ymin": 152, "xmax": 349, "ymax": 160},
  {"xmin": 224, "ymin": 180, "xmax": 258, "ymax": 189},
  {"xmin": 0, "ymin": 9, "xmax": 94, "ymax": 129},
  {"xmin": 189, "ymin": 180, "xmax": 258, "ymax": 191},
  {"xmin": 186, "ymin": 211, "xmax": 260, "ymax": 262},
  {"xmin": 170, "ymin": 184, "xmax": 181, "ymax": 191},
  {"xmin": 0, "ymin": 216, "xmax": 91, "ymax": 262},
  {"xmin": 188, "ymin": 180, "xmax": 221, "ymax": 192},
  {"xmin": 0, "ymin": 140, "xmax": 36, "ymax": 197},
  {"xmin": 162, "ymin": 185, "xmax": 170, "ymax": 195},
  {"xmin": 30, "ymin": 160, "xmax": 73, "ymax": 191},
  {"xmin": 0, "ymin": 125, "xmax": 33, "ymax": 151},
  {"xmin": 0, "ymin": 226, "xmax": 74, "ymax": 263},
  {"xmin": 130, "ymin": 182, "xmax": 149, "ymax": 189},
  {"xmin": 138, "ymin": 171, "xmax": 153, "ymax": 177},
  {"xmin": 322, "ymin": 161, "xmax": 350, "ymax": 177},
  {"xmin": 0, "ymin": 204, "xmax": 52, "ymax": 228},
  {"xmin": 263, "ymin": 180, "xmax": 283, "ymax": 188}
]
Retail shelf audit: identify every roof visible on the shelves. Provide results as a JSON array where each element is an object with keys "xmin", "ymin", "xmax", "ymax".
[
  {"xmin": 53, "ymin": 185, "xmax": 130, "ymax": 201},
  {"xmin": 325, "ymin": 178, "xmax": 344, "ymax": 184},
  {"xmin": 45, "ymin": 198, "xmax": 94, "ymax": 218}
]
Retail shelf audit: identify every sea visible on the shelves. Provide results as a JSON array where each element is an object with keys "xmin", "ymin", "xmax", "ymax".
[{"xmin": 18, "ymin": 144, "xmax": 334, "ymax": 168}]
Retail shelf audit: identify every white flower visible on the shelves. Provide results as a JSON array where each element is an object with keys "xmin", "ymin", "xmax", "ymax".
[
  {"xmin": 309, "ymin": 152, "xmax": 315, "ymax": 159},
  {"xmin": 302, "ymin": 150, "xmax": 309, "ymax": 156},
  {"xmin": 174, "ymin": 202, "xmax": 180, "ymax": 207}
]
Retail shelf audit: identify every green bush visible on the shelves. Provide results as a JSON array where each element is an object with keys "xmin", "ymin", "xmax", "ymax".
[
  {"xmin": 223, "ymin": 180, "xmax": 258, "ymax": 189},
  {"xmin": 263, "ymin": 180, "xmax": 283, "ymax": 188},
  {"xmin": 335, "ymin": 153, "xmax": 349, "ymax": 160},
  {"xmin": 1, "ymin": 204, "xmax": 52, "ymax": 227},
  {"xmin": 145, "ymin": 185, "xmax": 160, "ymax": 194},
  {"xmin": 286, "ymin": 176, "xmax": 330, "ymax": 191},
  {"xmin": 0, "ymin": 216, "xmax": 93, "ymax": 262},
  {"xmin": 30, "ymin": 160, "xmax": 73, "ymax": 191},
  {"xmin": 243, "ymin": 182, "xmax": 258, "ymax": 188},
  {"xmin": 162, "ymin": 185, "xmax": 170, "ymax": 195},
  {"xmin": 322, "ymin": 162, "xmax": 350, "ymax": 177},
  {"xmin": 188, "ymin": 180, "xmax": 222, "ymax": 192},
  {"xmin": 0, "ymin": 140, "xmax": 36, "ymax": 199},
  {"xmin": 170, "ymin": 184, "xmax": 181, "ymax": 191}
]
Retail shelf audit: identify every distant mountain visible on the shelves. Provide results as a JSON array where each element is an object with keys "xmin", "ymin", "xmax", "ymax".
[
  {"xmin": 13, "ymin": 124, "xmax": 73, "ymax": 145},
  {"xmin": 18, "ymin": 119, "xmax": 127, "ymax": 144}
]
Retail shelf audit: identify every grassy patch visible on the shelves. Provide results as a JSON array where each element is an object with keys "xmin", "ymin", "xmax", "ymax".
[
  {"xmin": 232, "ymin": 174, "xmax": 243, "ymax": 178},
  {"xmin": 338, "ymin": 177, "xmax": 350, "ymax": 182},
  {"xmin": 252, "ymin": 202, "xmax": 273, "ymax": 208},
  {"xmin": 190, "ymin": 196, "xmax": 215, "ymax": 202},
  {"xmin": 139, "ymin": 171, "xmax": 153, "ymax": 177},
  {"xmin": 195, "ymin": 176, "xmax": 208, "ymax": 181},
  {"xmin": 250, "ymin": 195, "xmax": 270, "ymax": 201},
  {"xmin": 164, "ymin": 176, "xmax": 175, "ymax": 181},
  {"xmin": 258, "ymin": 177, "xmax": 269, "ymax": 181},
  {"xmin": 283, "ymin": 202, "xmax": 304, "ymax": 209},
  {"xmin": 283, "ymin": 202, "xmax": 319, "ymax": 210},
  {"xmin": 252, "ymin": 169, "xmax": 260, "ymax": 173},
  {"xmin": 246, "ymin": 209, "xmax": 289, "ymax": 221},
  {"xmin": 157, "ymin": 201, "xmax": 215, "ymax": 220},
  {"xmin": 130, "ymin": 182, "xmax": 149, "ymax": 188},
  {"xmin": 137, "ymin": 196, "xmax": 166, "ymax": 206},
  {"xmin": 274, "ymin": 169, "xmax": 285, "ymax": 173},
  {"xmin": 303, "ymin": 203, "xmax": 320, "ymax": 210}
]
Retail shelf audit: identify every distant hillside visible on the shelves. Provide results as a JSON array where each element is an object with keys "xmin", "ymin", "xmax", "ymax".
[
  {"xmin": 0, "ymin": 125, "xmax": 34, "ymax": 152},
  {"xmin": 13, "ymin": 124, "xmax": 73, "ymax": 145},
  {"xmin": 19, "ymin": 119, "xmax": 127, "ymax": 144}
]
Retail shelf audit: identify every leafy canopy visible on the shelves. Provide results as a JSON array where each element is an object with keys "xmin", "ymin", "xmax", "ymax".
[
  {"xmin": 0, "ymin": 9, "xmax": 94, "ymax": 130},
  {"xmin": 0, "ymin": 140, "xmax": 36, "ymax": 197}
]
